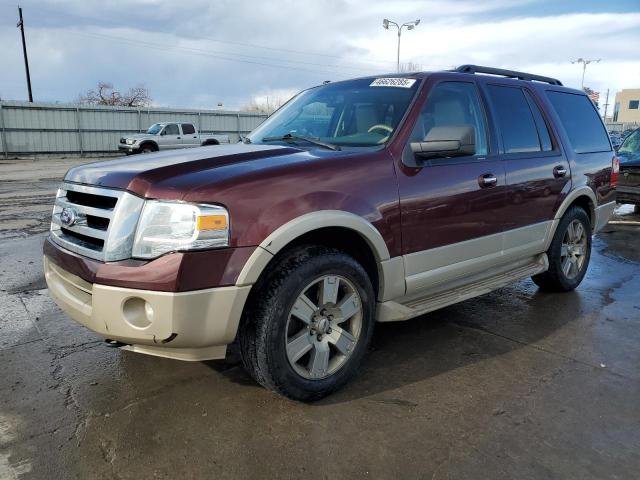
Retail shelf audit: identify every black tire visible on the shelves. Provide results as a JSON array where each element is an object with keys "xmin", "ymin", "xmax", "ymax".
[
  {"xmin": 139, "ymin": 143, "xmax": 156, "ymax": 154},
  {"xmin": 238, "ymin": 245, "xmax": 375, "ymax": 401},
  {"xmin": 532, "ymin": 206, "xmax": 592, "ymax": 292}
]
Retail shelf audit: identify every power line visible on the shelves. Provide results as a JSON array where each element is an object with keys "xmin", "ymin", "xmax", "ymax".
[
  {"xmin": 66, "ymin": 30, "xmax": 370, "ymax": 78},
  {"xmin": 25, "ymin": 5, "xmax": 450, "ymax": 72}
]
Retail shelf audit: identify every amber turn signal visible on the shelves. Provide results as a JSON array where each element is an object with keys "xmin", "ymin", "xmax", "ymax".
[{"xmin": 196, "ymin": 214, "xmax": 227, "ymax": 231}]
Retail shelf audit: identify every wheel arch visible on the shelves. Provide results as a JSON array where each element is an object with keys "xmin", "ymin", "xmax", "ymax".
[
  {"xmin": 236, "ymin": 211, "xmax": 398, "ymax": 301},
  {"xmin": 202, "ymin": 139, "xmax": 220, "ymax": 146},
  {"xmin": 544, "ymin": 187, "xmax": 597, "ymax": 250},
  {"xmin": 139, "ymin": 140, "xmax": 158, "ymax": 152}
]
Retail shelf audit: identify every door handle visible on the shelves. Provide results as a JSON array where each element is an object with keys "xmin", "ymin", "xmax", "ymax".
[
  {"xmin": 553, "ymin": 165, "xmax": 567, "ymax": 178},
  {"xmin": 479, "ymin": 173, "xmax": 498, "ymax": 188},
  {"xmin": 177, "ymin": 136, "xmax": 181, "ymax": 139}
]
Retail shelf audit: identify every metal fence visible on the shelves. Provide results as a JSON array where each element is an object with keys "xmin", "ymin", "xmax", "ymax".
[
  {"xmin": 605, "ymin": 121, "xmax": 640, "ymax": 134},
  {"xmin": 0, "ymin": 100, "xmax": 268, "ymax": 158}
]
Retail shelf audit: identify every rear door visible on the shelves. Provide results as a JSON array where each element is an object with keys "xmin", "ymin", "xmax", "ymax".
[
  {"xmin": 483, "ymin": 84, "xmax": 570, "ymax": 251},
  {"xmin": 397, "ymin": 80, "xmax": 508, "ymax": 295},
  {"xmin": 181, "ymin": 123, "xmax": 199, "ymax": 147},
  {"xmin": 158, "ymin": 123, "xmax": 182, "ymax": 150}
]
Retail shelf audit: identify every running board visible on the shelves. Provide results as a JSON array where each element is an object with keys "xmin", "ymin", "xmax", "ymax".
[{"xmin": 376, "ymin": 254, "xmax": 548, "ymax": 322}]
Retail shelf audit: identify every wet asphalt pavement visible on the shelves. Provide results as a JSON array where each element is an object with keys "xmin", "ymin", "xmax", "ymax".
[{"xmin": 1, "ymin": 157, "xmax": 640, "ymax": 479}]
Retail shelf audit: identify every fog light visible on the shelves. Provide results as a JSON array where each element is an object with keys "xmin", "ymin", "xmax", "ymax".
[{"xmin": 122, "ymin": 297, "xmax": 154, "ymax": 329}]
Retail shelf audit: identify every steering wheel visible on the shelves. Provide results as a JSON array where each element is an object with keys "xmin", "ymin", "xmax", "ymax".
[{"xmin": 368, "ymin": 124, "xmax": 393, "ymax": 135}]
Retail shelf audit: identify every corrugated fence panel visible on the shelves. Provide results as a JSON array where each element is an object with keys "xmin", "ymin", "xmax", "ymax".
[{"xmin": 0, "ymin": 100, "xmax": 267, "ymax": 157}]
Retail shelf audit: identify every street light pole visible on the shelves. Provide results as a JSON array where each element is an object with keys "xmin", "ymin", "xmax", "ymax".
[
  {"xmin": 571, "ymin": 58, "xmax": 601, "ymax": 89},
  {"xmin": 383, "ymin": 18, "xmax": 420, "ymax": 73}
]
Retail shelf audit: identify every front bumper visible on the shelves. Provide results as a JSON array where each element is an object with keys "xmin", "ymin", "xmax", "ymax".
[
  {"xmin": 44, "ymin": 256, "xmax": 251, "ymax": 361},
  {"xmin": 118, "ymin": 144, "xmax": 138, "ymax": 153}
]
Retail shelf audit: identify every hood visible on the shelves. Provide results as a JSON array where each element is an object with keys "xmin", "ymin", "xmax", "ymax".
[
  {"xmin": 127, "ymin": 133, "xmax": 156, "ymax": 139},
  {"xmin": 64, "ymin": 144, "xmax": 318, "ymax": 198},
  {"xmin": 619, "ymin": 150, "xmax": 640, "ymax": 168}
]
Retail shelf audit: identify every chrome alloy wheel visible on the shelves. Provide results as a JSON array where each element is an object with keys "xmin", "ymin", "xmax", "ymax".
[
  {"xmin": 285, "ymin": 275, "xmax": 363, "ymax": 380},
  {"xmin": 561, "ymin": 219, "xmax": 588, "ymax": 279}
]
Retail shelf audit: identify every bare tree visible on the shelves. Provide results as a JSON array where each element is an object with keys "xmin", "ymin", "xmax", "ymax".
[
  {"xmin": 399, "ymin": 61, "xmax": 423, "ymax": 73},
  {"xmin": 241, "ymin": 93, "xmax": 291, "ymax": 114},
  {"xmin": 78, "ymin": 82, "xmax": 152, "ymax": 107}
]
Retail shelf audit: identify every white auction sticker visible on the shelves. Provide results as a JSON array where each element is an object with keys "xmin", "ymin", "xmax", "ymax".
[{"xmin": 370, "ymin": 78, "xmax": 416, "ymax": 88}]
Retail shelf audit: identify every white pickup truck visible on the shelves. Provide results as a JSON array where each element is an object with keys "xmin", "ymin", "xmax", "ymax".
[{"xmin": 118, "ymin": 122, "xmax": 230, "ymax": 154}]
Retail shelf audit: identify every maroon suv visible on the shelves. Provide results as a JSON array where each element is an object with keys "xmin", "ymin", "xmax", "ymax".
[{"xmin": 44, "ymin": 65, "xmax": 617, "ymax": 400}]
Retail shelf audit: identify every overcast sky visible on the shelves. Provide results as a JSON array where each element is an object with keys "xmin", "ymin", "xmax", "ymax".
[{"xmin": 0, "ymin": 0, "xmax": 638, "ymax": 111}]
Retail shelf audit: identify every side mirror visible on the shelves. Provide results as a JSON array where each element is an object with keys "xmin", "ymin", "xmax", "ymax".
[{"xmin": 410, "ymin": 125, "xmax": 475, "ymax": 160}]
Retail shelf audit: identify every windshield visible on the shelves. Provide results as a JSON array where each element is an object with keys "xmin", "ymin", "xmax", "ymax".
[
  {"xmin": 247, "ymin": 77, "xmax": 421, "ymax": 148},
  {"xmin": 619, "ymin": 129, "xmax": 640, "ymax": 154},
  {"xmin": 146, "ymin": 123, "xmax": 163, "ymax": 135}
]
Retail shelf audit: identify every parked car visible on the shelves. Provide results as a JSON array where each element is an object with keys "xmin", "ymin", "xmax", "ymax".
[
  {"xmin": 118, "ymin": 122, "xmax": 229, "ymax": 154},
  {"xmin": 616, "ymin": 128, "xmax": 640, "ymax": 209},
  {"xmin": 45, "ymin": 65, "xmax": 617, "ymax": 400}
]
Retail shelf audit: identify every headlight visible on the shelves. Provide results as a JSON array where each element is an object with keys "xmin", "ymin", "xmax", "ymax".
[
  {"xmin": 132, "ymin": 201, "xmax": 229, "ymax": 259},
  {"xmin": 125, "ymin": 138, "xmax": 136, "ymax": 145}
]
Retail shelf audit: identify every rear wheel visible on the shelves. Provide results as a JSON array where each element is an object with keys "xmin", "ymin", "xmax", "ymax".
[
  {"xmin": 238, "ymin": 245, "xmax": 375, "ymax": 401},
  {"xmin": 532, "ymin": 206, "xmax": 591, "ymax": 292}
]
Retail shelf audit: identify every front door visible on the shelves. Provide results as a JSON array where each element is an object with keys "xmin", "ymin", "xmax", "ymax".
[
  {"xmin": 158, "ymin": 123, "xmax": 182, "ymax": 150},
  {"xmin": 397, "ymin": 81, "xmax": 508, "ymax": 295}
]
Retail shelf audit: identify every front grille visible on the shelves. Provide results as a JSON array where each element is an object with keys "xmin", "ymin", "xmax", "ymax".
[{"xmin": 50, "ymin": 182, "xmax": 145, "ymax": 262}]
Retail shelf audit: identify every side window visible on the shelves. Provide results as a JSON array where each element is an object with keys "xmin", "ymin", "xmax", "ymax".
[
  {"xmin": 164, "ymin": 124, "xmax": 179, "ymax": 135},
  {"xmin": 411, "ymin": 82, "xmax": 488, "ymax": 156},
  {"xmin": 181, "ymin": 123, "xmax": 195, "ymax": 135},
  {"xmin": 546, "ymin": 91, "xmax": 611, "ymax": 154},
  {"xmin": 523, "ymin": 91, "xmax": 553, "ymax": 151},
  {"xmin": 487, "ymin": 85, "xmax": 541, "ymax": 153}
]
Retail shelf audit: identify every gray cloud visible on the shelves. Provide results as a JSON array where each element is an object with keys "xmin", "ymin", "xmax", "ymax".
[{"xmin": 0, "ymin": 1, "xmax": 638, "ymax": 108}]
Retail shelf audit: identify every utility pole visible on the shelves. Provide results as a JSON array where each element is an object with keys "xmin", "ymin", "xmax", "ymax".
[
  {"xmin": 17, "ymin": 6, "xmax": 33, "ymax": 102},
  {"xmin": 571, "ymin": 58, "xmax": 600, "ymax": 89},
  {"xmin": 602, "ymin": 88, "xmax": 610, "ymax": 121}
]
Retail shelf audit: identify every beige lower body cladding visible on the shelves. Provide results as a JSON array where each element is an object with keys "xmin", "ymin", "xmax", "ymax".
[{"xmin": 44, "ymin": 256, "xmax": 251, "ymax": 361}]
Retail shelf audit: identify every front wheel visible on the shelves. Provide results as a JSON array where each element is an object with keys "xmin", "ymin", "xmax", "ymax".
[
  {"xmin": 532, "ymin": 206, "xmax": 592, "ymax": 292},
  {"xmin": 238, "ymin": 245, "xmax": 375, "ymax": 401}
]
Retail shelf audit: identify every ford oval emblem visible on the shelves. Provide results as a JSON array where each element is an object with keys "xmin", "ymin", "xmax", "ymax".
[{"xmin": 60, "ymin": 207, "xmax": 78, "ymax": 227}]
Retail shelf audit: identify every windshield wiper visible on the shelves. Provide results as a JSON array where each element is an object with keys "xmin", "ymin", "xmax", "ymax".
[{"xmin": 262, "ymin": 133, "xmax": 341, "ymax": 151}]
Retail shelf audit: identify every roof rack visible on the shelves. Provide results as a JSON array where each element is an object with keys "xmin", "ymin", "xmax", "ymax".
[{"xmin": 454, "ymin": 64, "xmax": 563, "ymax": 86}]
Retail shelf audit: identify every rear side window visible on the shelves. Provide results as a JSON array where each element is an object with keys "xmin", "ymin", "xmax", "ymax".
[
  {"xmin": 487, "ymin": 85, "xmax": 541, "ymax": 154},
  {"xmin": 181, "ymin": 123, "xmax": 196, "ymax": 134},
  {"xmin": 547, "ymin": 91, "xmax": 611, "ymax": 153}
]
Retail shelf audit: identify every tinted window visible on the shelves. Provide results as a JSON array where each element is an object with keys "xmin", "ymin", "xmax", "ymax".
[
  {"xmin": 411, "ymin": 81, "xmax": 488, "ymax": 156},
  {"xmin": 181, "ymin": 123, "xmax": 195, "ymax": 134},
  {"xmin": 163, "ymin": 124, "xmax": 179, "ymax": 135},
  {"xmin": 547, "ymin": 91, "xmax": 611, "ymax": 153},
  {"xmin": 630, "ymin": 100, "xmax": 639, "ymax": 110},
  {"xmin": 487, "ymin": 85, "xmax": 540, "ymax": 153},
  {"xmin": 524, "ymin": 91, "xmax": 553, "ymax": 151}
]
